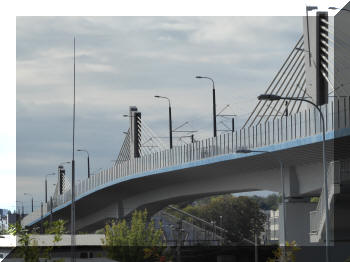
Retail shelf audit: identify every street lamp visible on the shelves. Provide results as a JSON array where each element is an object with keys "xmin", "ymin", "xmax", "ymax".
[
  {"xmin": 258, "ymin": 94, "xmax": 329, "ymax": 262},
  {"xmin": 328, "ymin": 6, "xmax": 350, "ymax": 12},
  {"xmin": 77, "ymin": 149, "xmax": 91, "ymax": 178},
  {"xmin": 236, "ymin": 148, "xmax": 286, "ymax": 260},
  {"xmin": 196, "ymin": 76, "xmax": 217, "ymax": 137},
  {"xmin": 24, "ymin": 193, "xmax": 34, "ymax": 213},
  {"xmin": 154, "ymin": 95, "xmax": 173, "ymax": 149},
  {"xmin": 45, "ymin": 173, "xmax": 55, "ymax": 204}
]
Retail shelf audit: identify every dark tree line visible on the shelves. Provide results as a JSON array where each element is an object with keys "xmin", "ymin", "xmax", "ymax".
[{"xmin": 169, "ymin": 194, "xmax": 273, "ymax": 243}]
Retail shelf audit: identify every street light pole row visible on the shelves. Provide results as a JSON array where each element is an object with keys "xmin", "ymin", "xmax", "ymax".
[{"xmin": 154, "ymin": 76, "xmax": 218, "ymax": 150}]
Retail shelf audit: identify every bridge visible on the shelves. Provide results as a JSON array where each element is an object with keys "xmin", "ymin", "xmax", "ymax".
[{"xmin": 22, "ymin": 5, "xmax": 350, "ymax": 250}]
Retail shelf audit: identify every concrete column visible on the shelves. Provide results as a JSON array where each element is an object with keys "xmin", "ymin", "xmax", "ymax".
[
  {"xmin": 279, "ymin": 201, "xmax": 317, "ymax": 246},
  {"xmin": 284, "ymin": 166, "xmax": 300, "ymax": 198}
]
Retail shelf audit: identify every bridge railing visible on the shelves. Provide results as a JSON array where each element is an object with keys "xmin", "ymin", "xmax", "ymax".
[{"xmin": 43, "ymin": 97, "xmax": 350, "ymax": 216}]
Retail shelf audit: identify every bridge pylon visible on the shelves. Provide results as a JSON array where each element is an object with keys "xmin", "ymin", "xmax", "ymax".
[{"xmin": 129, "ymin": 106, "xmax": 142, "ymax": 159}]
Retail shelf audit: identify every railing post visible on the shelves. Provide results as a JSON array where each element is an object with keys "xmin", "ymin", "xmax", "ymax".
[
  {"xmin": 272, "ymin": 119, "xmax": 275, "ymax": 144},
  {"xmin": 244, "ymin": 128, "xmax": 246, "ymax": 148},
  {"xmin": 239, "ymin": 129, "xmax": 242, "ymax": 149},
  {"xmin": 231, "ymin": 131, "xmax": 234, "ymax": 153},
  {"xmin": 259, "ymin": 124, "xmax": 262, "ymax": 147},
  {"xmin": 235, "ymin": 131, "xmax": 237, "ymax": 152},
  {"xmin": 314, "ymin": 107, "xmax": 317, "ymax": 134}
]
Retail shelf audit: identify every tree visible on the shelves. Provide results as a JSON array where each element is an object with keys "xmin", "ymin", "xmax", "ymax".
[
  {"xmin": 266, "ymin": 241, "xmax": 300, "ymax": 262},
  {"xmin": 8, "ymin": 220, "xmax": 66, "ymax": 262},
  {"xmin": 251, "ymin": 194, "xmax": 281, "ymax": 211},
  {"xmin": 102, "ymin": 209, "xmax": 166, "ymax": 262},
  {"xmin": 42, "ymin": 220, "xmax": 66, "ymax": 261},
  {"xmin": 8, "ymin": 222, "xmax": 40, "ymax": 262},
  {"xmin": 181, "ymin": 195, "xmax": 266, "ymax": 243}
]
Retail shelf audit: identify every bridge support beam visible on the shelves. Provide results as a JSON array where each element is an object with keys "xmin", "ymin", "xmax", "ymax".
[{"xmin": 284, "ymin": 166, "xmax": 300, "ymax": 197}]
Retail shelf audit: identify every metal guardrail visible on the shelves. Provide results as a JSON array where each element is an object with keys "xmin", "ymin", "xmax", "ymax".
[
  {"xmin": 156, "ymin": 211, "xmax": 223, "ymax": 246},
  {"xmin": 23, "ymin": 97, "xmax": 350, "ymax": 227}
]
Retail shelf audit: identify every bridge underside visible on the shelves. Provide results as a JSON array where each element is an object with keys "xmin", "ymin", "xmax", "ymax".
[{"xmin": 32, "ymin": 133, "xmax": 350, "ymax": 233}]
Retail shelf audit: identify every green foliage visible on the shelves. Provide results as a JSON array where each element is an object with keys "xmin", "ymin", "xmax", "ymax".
[
  {"xmin": 310, "ymin": 197, "xmax": 319, "ymax": 203},
  {"xmin": 44, "ymin": 220, "xmax": 66, "ymax": 243},
  {"xmin": 8, "ymin": 220, "xmax": 66, "ymax": 262},
  {"xmin": 42, "ymin": 220, "xmax": 66, "ymax": 261},
  {"xmin": 8, "ymin": 222, "xmax": 40, "ymax": 262},
  {"xmin": 102, "ymin": 209, "xmax": 165, "ymax": 262},
  {"xmin": 251, "ymin": 194, "xmax": 281, "ymax": 211},
  {"xmin": 266, "ymin": 241, "xmax": 301, "ymax": 262},
  {"xmin": 174, "ymin": 195, "xmax": 266, "ymax": 243}
]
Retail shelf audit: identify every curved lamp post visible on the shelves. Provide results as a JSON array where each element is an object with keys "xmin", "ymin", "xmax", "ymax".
[
  {"xmin": 77, "ymin": 149, "xmax": 91, "ymax": 178},
  {"xmin": 328, "ymin": 6, "xmax": 350, "ymax": 12},
  {"xmin": 196, "ymin": 76, "xmax": 217, "ymax": 137},
  {"xmin": 258, "ymin": 94, "xmax": 329, "ymax": 262},
  {"xmin": 154, "ymin": 95, "xmax": 173, "ymax": 149}
]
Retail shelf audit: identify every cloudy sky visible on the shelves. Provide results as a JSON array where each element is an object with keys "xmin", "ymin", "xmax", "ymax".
[
  {"xmin": 0, "ymin": 0, "xmax": 343, "ymax": 213},
  {"xmin": 14, "ymin": 16, "xmax": 307, "ymax": 212}
]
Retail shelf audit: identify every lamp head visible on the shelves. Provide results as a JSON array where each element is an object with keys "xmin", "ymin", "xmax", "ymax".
[
  {"xmin": 258, "ymin": 94, "xmax": 281, "ymax": 101},
  {"xmin": 236, "ymin": 148, "xmax": 253, "ymax": 154},
  {"xmin": 306, "ymin": 6, "xmax": 318, "ymax": 11},
  {"xmin": 328, "ymin": 7, "xmax": 338, "ymax": 10},
  {"xmin": 195, "ymin": 76, "xmax": 203, "ymax": 79},
  {"xmin": 154, "ymin": 95, "xmax": 160, "ymax": 98}
]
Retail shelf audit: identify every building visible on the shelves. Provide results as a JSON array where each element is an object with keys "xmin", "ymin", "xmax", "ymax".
[{"xmin": 261, "ymin": 210, "xmax": 279, "ymax": 245}]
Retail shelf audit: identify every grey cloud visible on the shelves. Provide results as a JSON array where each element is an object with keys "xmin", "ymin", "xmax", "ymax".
[{"xmin": 16, "ymin": 16, "xmax": 301, "ymax": 208}]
